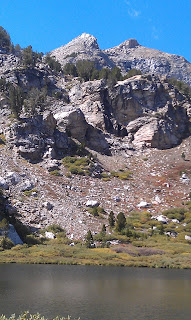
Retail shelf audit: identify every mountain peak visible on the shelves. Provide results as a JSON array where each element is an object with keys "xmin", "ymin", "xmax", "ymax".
[
  {"xmin": 122, "ymin": 38, "xmax": 139, "ymax": 48},
  {"xmin": 65, "ymin": 33, "xmax": 99, "ymax": 51}
]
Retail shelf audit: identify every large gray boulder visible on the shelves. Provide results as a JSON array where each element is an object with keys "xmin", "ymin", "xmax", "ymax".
[{"xmin": 54, "ymin": 108, "xmax": 88, "ymax": 142}]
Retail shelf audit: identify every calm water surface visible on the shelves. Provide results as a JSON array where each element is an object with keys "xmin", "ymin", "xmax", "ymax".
[{"xmin": 0, "ymin": 264, "xmax": 191, "ymax": 320}]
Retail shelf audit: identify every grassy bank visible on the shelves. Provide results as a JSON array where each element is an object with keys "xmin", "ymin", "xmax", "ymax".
[{"xmin": 0, "ymin": 234, "xmax": 191, "ymax": 268}]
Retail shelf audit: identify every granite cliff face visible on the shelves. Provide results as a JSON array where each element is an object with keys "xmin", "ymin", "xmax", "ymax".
[
  {"xmin": 67, "ymin": 74, "xmax": 190, "ymax": 150},
  {"xmin": 51, "ymin": 33, "xmax": 191, "ymax": 85}
]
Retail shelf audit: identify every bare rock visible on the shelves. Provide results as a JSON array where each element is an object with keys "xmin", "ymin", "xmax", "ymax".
[
  {"xmin": 19, "ymin": 179, "xmax": 34, "ymax": 192},
  {"xmin": 0, "ymin": 177, "xmax": 9, "ymax": 190},
  {"xmin": 45, "ymin": 231, "xmax": 55, "ymax": 239},
  {"xmin": 137, "ymin": 201, "xmax": 151, "ymax": 209},
  {"xmin": 42, "ymin": 201, "xmax": 53, "ymax": 210},
  {"xmin": 7, "ymin": 224, "xmax": 23, "ymax": 245}
]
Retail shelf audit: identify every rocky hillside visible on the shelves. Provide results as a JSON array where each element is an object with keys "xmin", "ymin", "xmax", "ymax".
[
  {"xmin": 0, "ymin": 31, "xmax": 191, "ymax": 244},
  {"xmin": 51, "ymin": 33, "xmax": 191, "ymax": 85}
]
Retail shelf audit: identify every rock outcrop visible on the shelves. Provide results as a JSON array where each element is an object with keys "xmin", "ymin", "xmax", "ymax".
[
  {"xmin": 4, "ymin": 111, "xmax": 69, "ymax": 161},
  {"xmin": 67, "ymin": 74, "xmax": 190, "ymax": 150}
]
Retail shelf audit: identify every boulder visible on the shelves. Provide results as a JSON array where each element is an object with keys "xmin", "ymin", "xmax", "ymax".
[
  {"xmin": 42, "ymin": 201, "xmax": 53, "ymax": 211},
  {"xmin": 86, "ymin": 200, "xmax": 99, "ymax": 207},
  {"xmin": 19, "ymin": 180, "xmax": 34, "ymax": 192},
  {"xmin": 156, "ymin": 215, "xmax": 168, "ymax": 224},
  {"xmin": 55, "ymin": 108, "xmax": 88, "ymax": 142},
  {"xmin": 43, "ymin": 111, "xmax": 57, "ymax": 136},
  {"xmin": 5, "ymin": 172, "xmax": 20, "ymax": 185},
  {"xmin": 0, "ymin": 177, "xmax": 8, "ymax": 190},
  {"xmin": 44, "ymin": 159, "xmax": 59, "ymax": 172},
  {"xmin": 45, "ymin": 231, "xmax": 55, "ymax": 239},
  {"xmin": 137, "ymin": 201, "xmax": 151, "ymax": 209},
  {"xmin": 185, "ymin": 235, "xmax": 191, "ymax": 241}
]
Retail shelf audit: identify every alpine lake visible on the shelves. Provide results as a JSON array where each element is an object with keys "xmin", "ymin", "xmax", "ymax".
[{"xmin": 0, "ymin": 264, "xmax": 191, "ymax": 320}]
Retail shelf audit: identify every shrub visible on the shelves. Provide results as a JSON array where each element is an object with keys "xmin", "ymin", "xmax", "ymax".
[
  {"xmin": 23, "ymin": 189, "xmax": 38, "ymax": 196},
  {"xmin": 63, "ymin": 63, "xmax": 78, "ymax": 76},
  {"xmin": 69, "ymin": 166, "xmax": 85, "ymax": 175},
  {"xmin": 46, "ymin": 224, "xmax": 65, "ymax": 234},
  {"xmin": 88, "ymin": 206, "xmax": 106, "ymax": 217},
  {"xmin": 62, "ymin": 156, "xmax": 91, "ymax": 176},
  {"xmin": 123, "ymin": 69, "xmax": 142, "ymax": 79},
  {"xmin": 50, "ymin": 170, "xmax": 62, "ymax": 176},
  {"xmin": 0, "ymin": 134, "xmax": 6, "ymax": 145},
  {"xmin": 162, "ymin": 207, "xmax": 187, "ymax": 222},
  {"xmin": 0, "ymin": 236, "xmax": 14, "ymax": 249},
  {"xmin": 25, "ymin": 234, "xmax": 41, "ymax": 245},
  {"xmin": 110, "ymin": 170, "xmax": 132, "ymax": 180},
  {"xmin": 12, "ymin": 219, "xmax": 31, "ymax": 242},
  {"xmin": 167, "ymin": 78, "xmax": 191, "ymax": 99},
  {"xmin": 0, "ymin": 218, "xmax": 9, "ymax": 230}
]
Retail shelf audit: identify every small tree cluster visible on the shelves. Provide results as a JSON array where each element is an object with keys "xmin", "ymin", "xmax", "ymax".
[
  {"xmin": 24, "ymin": 87, "xmax": 48, "ymax": 115},
  {"xmin": 22, "ymin": 45, "xmax": 43, "ymax": 68},
  {"xmin": 123, "ymin": 68, "xmax": 142, "ymax": 79},
  {"xmin": 63, "ymin": 60, "xmax": 142, "ymax": 86},
  {"xmin": 45, "ymin": 55, "xmax": 62, "ymax": 72},
  {"xmin": 167, "ymin": 78, "xmax": 191, "ymax": 99},
  {"xmin": 0, "ymin": 26, "xmax": 12, "ymax": 52}
]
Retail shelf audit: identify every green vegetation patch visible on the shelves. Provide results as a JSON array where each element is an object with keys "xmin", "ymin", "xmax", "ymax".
[
  {"xmin": 62, "ymin": 156, "xmax": 92, "ymax": 176},
  {"xmin": 49, "ymin": 170, "xmax": 62, "ymax": 176},
  {"xmin": 0, "ymin": 134, "xmax": 6, "ymax": 145},
  {"xmin": 87, "ymin": 206, "xmax": 106, "ymax": 217},
  {"xmin": 110, "ymin": 169, "xmax": 132, "ymax": 180},
  {"xmin": 23, "ymin": 189, "xmax": 38, "ymax": 196},
  {"xmin": 162, "ymin": 207, "xmax": 187, "ymax": 222}
]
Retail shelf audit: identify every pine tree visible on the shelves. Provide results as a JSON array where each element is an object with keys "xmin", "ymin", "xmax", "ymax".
[
  {"xmin": 9, "ymin": 85, "xmax": 24, "ymax": 119},
  {"xmin": 108, "ymin": 211, "xmax": 115, "ymax": 228},
  {"xmin": 116, "ymin": 212, "xmax": 126, "ymax": 233},
  {"xmin": 22, "ymin": 45, "xmax": 36, "ymax": 68},
  {"xmin": 0, "ymin": 26, "xmax": 12, "ymax": 52},
  {"xmin": 101, "ymin": 224, "xmax": 106, "ymax": 237},
  {"xmin": 85, "ymin": 230, "xmax": 94, "ymax": 248}
]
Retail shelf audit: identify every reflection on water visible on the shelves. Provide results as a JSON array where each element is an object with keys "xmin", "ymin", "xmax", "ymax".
[{"xmin": 0, "ymin": 264, "xmax": 191, "ymax": 320}]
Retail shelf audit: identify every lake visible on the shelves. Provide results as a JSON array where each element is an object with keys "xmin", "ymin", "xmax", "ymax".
[{"xmin": 0, "ymin": 264, "xmax": 191, "ymax": 320}]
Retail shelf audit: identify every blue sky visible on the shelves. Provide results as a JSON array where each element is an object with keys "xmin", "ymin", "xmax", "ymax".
[{"xmin": 1, "ymin": 0, "xmax": 191, "ymax": 62}]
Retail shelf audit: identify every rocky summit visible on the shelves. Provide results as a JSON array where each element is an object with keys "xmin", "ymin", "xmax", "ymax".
[
  {"xmin": 51, "ymin": 33, "xmax": 191, "ymax": 85},
  {"xmin": 0, "ymin": 31, "xmax": 191, "ymax": 243}
]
